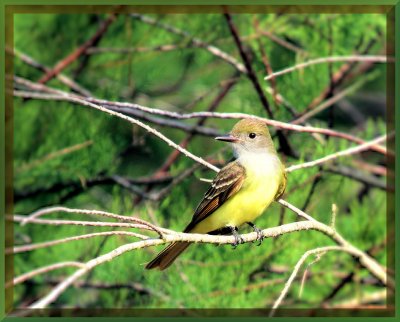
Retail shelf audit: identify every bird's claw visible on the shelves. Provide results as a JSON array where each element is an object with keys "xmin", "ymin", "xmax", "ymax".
[
  {"xmin": 229, "ymin": 226, "xmax": 244, "ymax": 249},
  {"xmin": 231, "ymin": 234, "xmax": 245, "ymax": 249},
  {"xmin": 248, "ymin": 222, "xmax": 264, "ymax": 246},
  {"xmin": 253, "ymin": 226, "xmax": 264, "ymax": 246}
]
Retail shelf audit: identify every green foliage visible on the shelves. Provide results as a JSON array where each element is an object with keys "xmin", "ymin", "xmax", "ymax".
[{"xmin": 12, "ymin": 12, "xmax": 387, "ymax": 311}]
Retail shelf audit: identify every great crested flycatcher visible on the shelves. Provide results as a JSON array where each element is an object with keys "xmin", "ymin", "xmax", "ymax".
[{"xmin": 146, "ymin": 118, "xmax": 286, "ymax": 270}]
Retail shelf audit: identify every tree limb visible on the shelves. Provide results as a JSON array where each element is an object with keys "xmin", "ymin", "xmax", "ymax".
[{"xmin": 12, "ymin": 77, "xmax": 390, "ymax": 156}]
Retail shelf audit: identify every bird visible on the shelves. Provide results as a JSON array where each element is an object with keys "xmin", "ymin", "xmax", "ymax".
[{"xmin": 145, "ymin": 118, "xmax": 286, "ymax": 270}]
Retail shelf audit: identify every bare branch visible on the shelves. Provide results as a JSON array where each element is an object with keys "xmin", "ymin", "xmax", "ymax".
[
  {"xmin": 38, "ymin": 13, "xmax": 118, "ymax": 84},
  {"xmin": 325, "ymin": 164, "xmax": 389, "ymax": 191},
  {"xmin": 13, "ymin": 92, "xmax": 220, "ymax": 138},
  {"xmin": 16, "ymin": 140, "xmax": 93, "ymax": 173},
  {"xmin": 326, "ymin": 290, "xmax": 387, "ymax": 308},
  {"xmin": 276, "ymin": 200, "xmax": 391, "ymax": 290},
  {"xmin": 26, "ymin": 213, "xmax": 389, "ymax": 309},
  {"xmin": 269, "ymin": 246, "xmax": 349, "ymax": 317},
  {"xmin": 12, "ymin": 77, "xmax": 390, "ymax": 156},
  {"xmin": 224, "ymin": 13, "xmax": 273, "ymax": 118},
  {"xmin": 8, "ymin": 231, "xmax": 148, "ymax": 255},
  {"xmin": 224, "ymin": 12, "xmax": 295, "ymax": 157},
  {"xmin": 260, "ymin": 30, "xmax": 307, "ymax": 54},
  {"xmin": 13, "ymin": 78, "xmax": 392, "ymax": 177},
  {"xmin": 330, "ymin": 204, "xmax": 338, "ymax": 229},
  {"xmin": 20, "ymin": 206, "xmax": 165, "ymax": 238},
  {"xmin": 285, "ymin": 134, "xmax": 389, "ymax": 173},
  {"xmin": 130, "ymin": 13, "xmax": 247, "ymax": 74},
  {"xmin": 292, "ymin": 74, "xmax": 376, "ymax": 125},
  {"xmin": 264, "ymin": 55, "xmax": 391, "ymax": 81},
  {"xmin": 9, "ymin": 47, "xmax": 92, "ymax": 96},
  {"xmin": 9, "ymin": 215, "xmax": 174, "ymax": 233},
  {"xmin": 276, "ymin": 199, "xmax": 317, "ymax": 222},
  {"xmin": 13, "ymin": 78, "xmax": 220, "ymax": 173},
  {"xmin": 86, "ymin": 44, "xmax": 184, "ymax": 54},
  {"xmin": 34, "ymin": 278, "xmax": 173, "ymax": 303},
  {"xmin": 7, "ymin": 262, "xmax": 85, "ymax": 288}
]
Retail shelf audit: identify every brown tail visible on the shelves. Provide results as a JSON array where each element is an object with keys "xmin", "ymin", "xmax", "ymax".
[{"xmin": 145, "ymin": 242, "xmax": 191, "ymax": 270}]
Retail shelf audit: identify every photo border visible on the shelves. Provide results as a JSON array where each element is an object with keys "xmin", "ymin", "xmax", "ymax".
[{"xmin": 0, "ymin": 1, "xmax": 398, "ymax": 320}]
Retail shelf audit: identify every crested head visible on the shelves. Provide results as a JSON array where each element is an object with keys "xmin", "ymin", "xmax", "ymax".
[
  {"xmin": 230, "ymin": 118, "xmax": 271, "ymax": 138},
  {"xmin": 215, "ymin": 118, "xmax": 277, "ymax": 156}
]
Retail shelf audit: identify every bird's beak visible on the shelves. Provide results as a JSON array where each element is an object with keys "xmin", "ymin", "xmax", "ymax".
[{"xmin": 215, "ymin": 134, "xmax": 240, "ymax": 143}]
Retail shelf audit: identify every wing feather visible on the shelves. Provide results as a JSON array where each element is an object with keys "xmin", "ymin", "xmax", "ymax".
[
  {"xmin": 274, "ymin": 169, "xmax": 287, "ymax": 200},
  {"xmin": 184, "ymin": 161, "xmax": 245, "ymax": 232}
]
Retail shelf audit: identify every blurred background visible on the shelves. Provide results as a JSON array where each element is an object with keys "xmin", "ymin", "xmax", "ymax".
[{"xmin": 11, "ymin": 9, "xmax": 390, "ymax": 313}]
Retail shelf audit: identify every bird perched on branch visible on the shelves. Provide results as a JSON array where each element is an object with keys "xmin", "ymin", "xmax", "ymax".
[{"xmin": 146, "ymin": 118, "xmax": 286, "ymax": 270}]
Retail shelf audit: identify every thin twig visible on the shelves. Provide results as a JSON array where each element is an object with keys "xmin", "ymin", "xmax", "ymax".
[
  {"xmin": 264, "ymin": 55, "xmax": 391, "ymax": 81},
  {"xmin": 9, "ymin": 47, "xmax": 92, "ymax": 96},
  {"xmin": 320, "ymin": 240, "xmax": 387, "ymax": 308},
  {"xmin": 7, "ymin": 262, "xmax": 85, "ymax": 288},
  {"xmin": 331, "ymin": 204, "xmax": 338, "ymax": 229},
  {"xmin": 260, "ymin": 30, "xmax": 307, "ymax": 54},
  {"xmin": 130, "ymin": 13, "xmax": 247, "ymax": 74},
  {"xmin": 270, "ymin": 246, "xmax": 355, "ymax": 317},
  {"xmin": 38, "ymin": 13, "xmax": 118, "ymax": 84},
  {"xmin": 292, "ymin": 73, "xmax": 377, "ymax": 125},
  {"xmin": 8, "ymin": 231, "xmax": 148, "ymax": 254},
  {"xmin": 325, "ymin": 164, "xmax": 389, "ymax": 191},
  {"xmin": 86, "ymin": 44, "xmax": 184, "ymax": 54},
  {"xmin": 16, "ymin": 140, "xmax": 93, "ymax": 173},
  {"xmin": 276, "ymin": 199, "xmax": 317, "ymax": 222},
  {"xmin": 9, "ymin": 215, "xmax": 174, "ymax": 234},
  {"xmin": 285, "ymin": 134, "xmax": 389, "ymax": 172},
  {"xmin": 304, "ymin": 37, "xmax": 382, "ymax": 113},
  {"xmin": 326, "ymin": 290, "xmax": 387, "ymax": 308},
  {"xmin": 35, "ymin": 278, "xmax": 173, "ymax": 302},
  {"xmin": 20, "ymin": 206, "xmax": 165, "ymax": 238}
]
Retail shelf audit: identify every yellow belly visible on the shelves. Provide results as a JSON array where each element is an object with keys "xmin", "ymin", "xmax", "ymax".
[{"xmin": 191, "ymin": 170, "xmax": 281, "ymax": 234}]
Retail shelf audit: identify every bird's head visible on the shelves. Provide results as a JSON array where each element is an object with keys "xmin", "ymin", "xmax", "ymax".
[{"xmin": 215, "ymin": 118, "xmax": 276, "ymax": 156}]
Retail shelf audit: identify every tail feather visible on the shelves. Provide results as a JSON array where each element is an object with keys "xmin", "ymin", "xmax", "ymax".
[{"xmin": 145, "ymin": 242, "xmax": 191, "ymax": 270}]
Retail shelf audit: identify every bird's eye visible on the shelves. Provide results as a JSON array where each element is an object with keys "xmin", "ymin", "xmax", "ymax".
[{"xmin": 249, "ymin": 133, "xmax": 256, "ymax": 139}]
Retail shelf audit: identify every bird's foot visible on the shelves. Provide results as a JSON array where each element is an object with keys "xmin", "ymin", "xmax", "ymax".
[
  {"xmin": 247, "ymin": 222, "xmax": 264, "ymax": 246},
  {"xmin": 229, "ymin": 226, "xmax": 245, "ymax": 249}
]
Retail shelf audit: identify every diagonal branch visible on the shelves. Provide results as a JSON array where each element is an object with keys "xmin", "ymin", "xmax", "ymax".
[
  {"xmin": 9, "ymin": 215, "xmax": 174, "ymax": 233},
  {"xmin": 269, "ymin": 246, "xmax": 351, "ymax": 317},
  {"xmin": 20, "ymin": 206, "xmax": 166, "ymax": 238},
  {"xmin": 38, "ymin": 13, "xmax": 118, "ymax": 84},
  {"xmin": 224, "ymin": 12, "xmax": 296, "ymax": 157},
  {"xmin": 9, "ymin": 47, "xmax": 92, "ymax": 96},
  {"xmin": 130, "ymin": 13, "xmax": 247, "ymax": 74},
  {"xmin": 291, "ymin": 73, "xmax": 378, "ymax": 125},
  {"xmin": 8, "ymin": 231, "xmax": 148, "ymax": 255},
  {"xmin": 7, "ymin": 262, "xmax": 85, "ymax": 288},
  {"xmin": 12, "ymin": 76, "xmax": 390, "ymax": 156},
  {"xmin": 285, "ymin": 134, "xmax": 389, "ymax": 173},
  {"xmin": 264, "ymin": 55, "xmax": 391, "ymax": 81}
]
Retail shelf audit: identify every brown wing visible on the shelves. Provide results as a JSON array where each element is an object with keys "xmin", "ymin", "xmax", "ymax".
[
  {"xmin": 184, "ymin": 161, "xmax": 245, "ymax": 232},
  {"xmin": 274, "ymin": 169, "xmax": 287, "ymax": 200}
]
